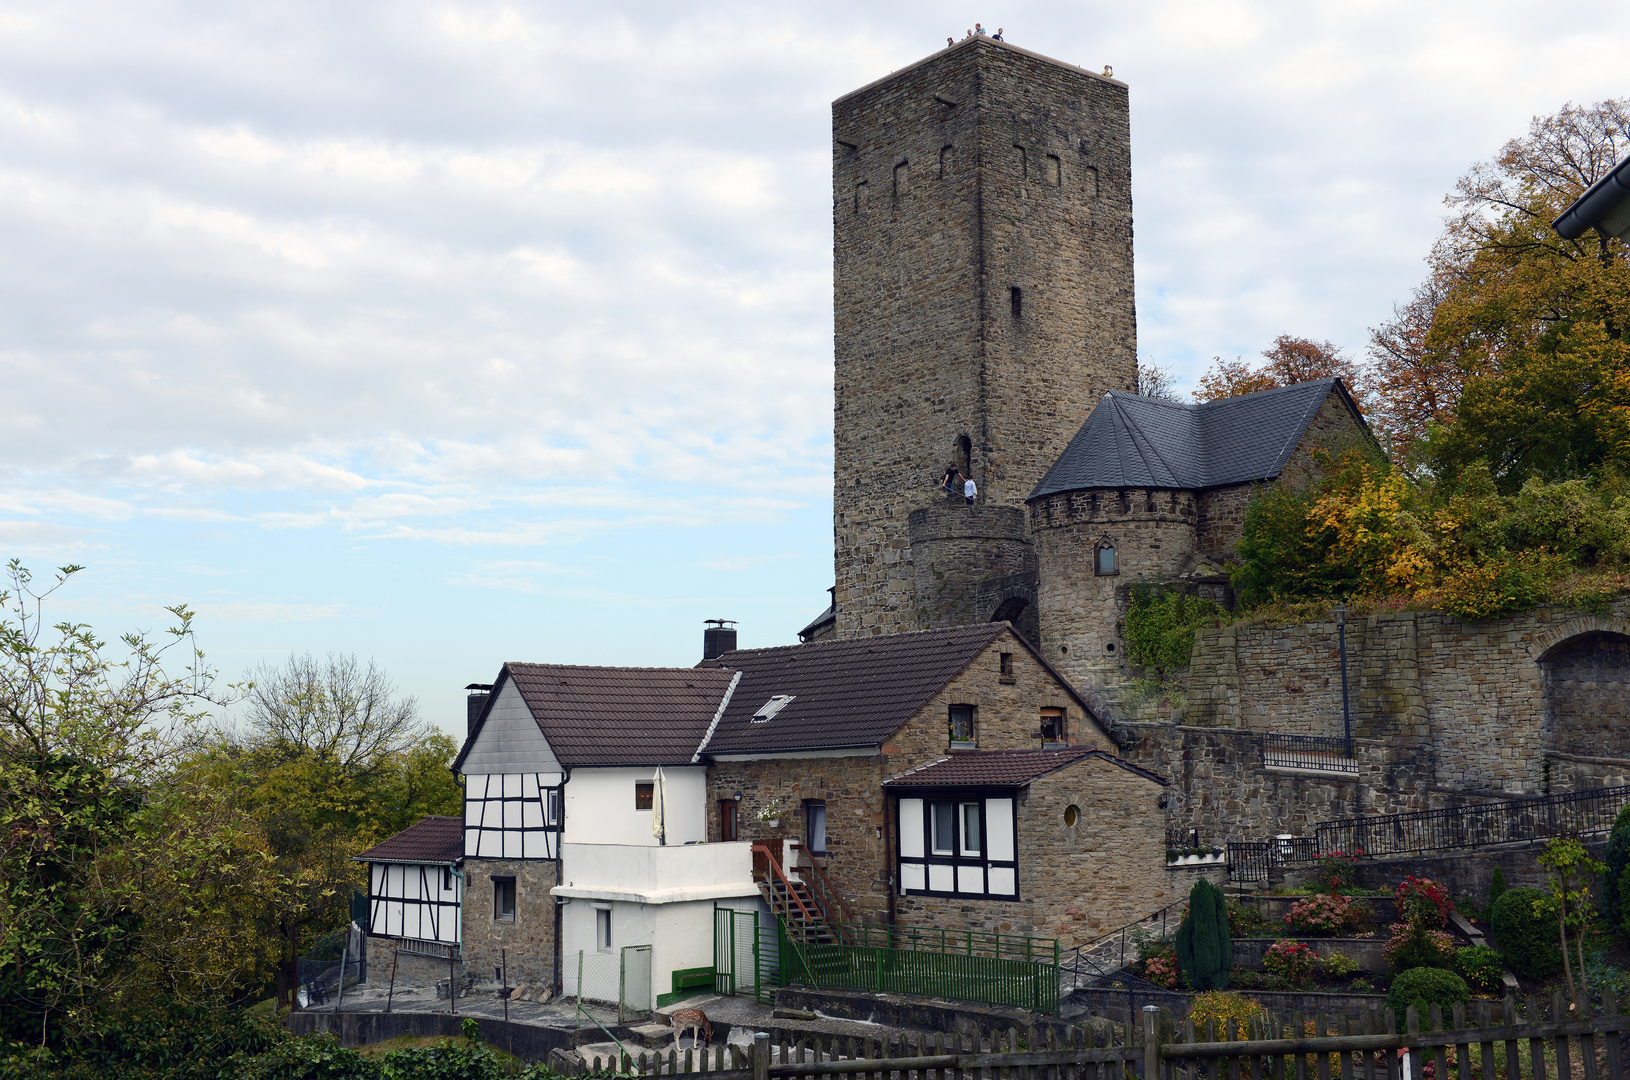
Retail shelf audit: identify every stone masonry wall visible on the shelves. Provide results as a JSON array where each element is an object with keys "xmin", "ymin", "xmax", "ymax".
[
  {"xmin": 705, "ymin": 626, "xmax": 1129, "ymax": 922},
  {"xmin": 833, "ymin": 37, "xmax": 1136, "ymax": 640},
  {"xmin": 459, "ymin": 857, "xmax": 557, "ymax": 984},
  {"xmin": 909, "ymin": 505, "xmax": 1038, "ymax": 644},
  {"xmin": 894, "ymin": 755, "xmax": 1167, "ymax": 947},
  {"xmin": 1030, "ymin": 489, "xmax": 1198, "ymax": 687}
]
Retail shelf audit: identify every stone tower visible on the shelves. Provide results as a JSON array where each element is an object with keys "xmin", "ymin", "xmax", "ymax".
[{"xmin": 831, "ymin": 36, "xmax": 1137, "ymax": 640}]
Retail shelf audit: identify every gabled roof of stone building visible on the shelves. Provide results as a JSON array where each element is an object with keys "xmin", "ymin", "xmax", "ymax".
[
  {"xmin": 456, "ymin": 663, "xmax": 738, "ymax": 770},
  {"xmin": 1029, "ymin": 378, "xmax": 1367, "ymax": 500},
  {"xmin": 882, "ymin": 747, "xmax": 1165, "ymax": 788},
  {"xmin": 355, "ymin": 815, "xmax": 464, "ymax": 865},
  {"xmin": 698, "ymin": 622, "xmax": 1101, "ymax": 756}
]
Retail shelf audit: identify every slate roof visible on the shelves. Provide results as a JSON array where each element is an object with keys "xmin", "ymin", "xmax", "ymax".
[
  {"xmin": 699, "ymin": 622, "xmax": 1097, "ymax": 755},
  {"xmin": 1029, "ymin": 378, "xmax": 1365, "ymax": 501},
  {"xmin": 883, "ymin": 747, "xmax": 1165, "ymax": 788},
  {"xmin": 356, "ymin": 816, "xmax": 463, "ymax": 864},
  {"xmin": 502, "ymin": 663, "xmax": 739, "ymax": 766}
]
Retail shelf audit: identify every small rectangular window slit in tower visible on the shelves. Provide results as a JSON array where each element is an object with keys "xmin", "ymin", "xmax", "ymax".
[
  {"xmin": 1010, "ymin": 287, "xmax": 1022, "ymax": 319},
  {"xmin": 855, "ymin": 180, "xmax": 868, "ymax": 213},
  {"xmin": 894, "ymin": 161, "xmax": 909, "ymax": 198},
  {"xmin": 1046, "ymin": 155, "xmax": 1061, "ymax": 186}
]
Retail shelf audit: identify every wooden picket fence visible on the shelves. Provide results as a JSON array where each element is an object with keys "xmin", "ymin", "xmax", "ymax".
[{"xmin": 566, "ymin": 991, "xmax": 1630, "ymax": 1080}]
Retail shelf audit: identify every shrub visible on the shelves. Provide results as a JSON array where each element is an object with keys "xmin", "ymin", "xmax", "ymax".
[
  {"xmin": 1227, "ymin": 899, "xmax": 1273, "ymax": 937},
  {"xmin": 1387, "ymin": 968, "xmax": 1470, "ymax": 1033},
  {"xmin": 1143, "ymin": 955, "xmax": 1181, "ymax": 989},
  {"xmin": 1263, "ymin": 940, "xmax": 1319, "ymax": 987},
  {"xmin": 1396, "ymin": 877, "xmax": 1454, "ymax": 929},
  {"xmin": 1488, "ymin": 867, "xmax": 1508, "ymax": 911},
  {"xmin": 1188, "ymin": 992, "xmax": 1267, "ymax": 1040},
  {"xmin": 1491, "ymin": 886, "xmax": 1562, "ymax": 979},
  {"xmin": 1384, "ymin": 922, "xmax": 1457, "ymax": 973},
  {"xmin": 1284, "ymin": 893, "xmax": 1373, "ymax": 935},
  {"xmin": 1322, "ymin": 951, "xmax": 1359, "ymax": 977},
  {"xmin": 1311, "ymin": 850, "xmax": 1363, "ymax": 895},
  {"xmin": 1607, "ymin": 806, "xmax": 1630, "ymax": 933},
  {"xmin": 1176, "ymin": 879, "xmax": 1232, "ymax": 990},
  {"xmin": 1454, "ymin": 945, "xmax": 1506, "ymax": 993},
  {"xmin": 1350, "ymin": 976, "xmax": 1375, "ymax": 993}
]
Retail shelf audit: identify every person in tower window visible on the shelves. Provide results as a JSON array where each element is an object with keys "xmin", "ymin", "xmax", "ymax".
[{"xmin": 964, "ymin": 474, "xmax": 977, "ymax": 507}]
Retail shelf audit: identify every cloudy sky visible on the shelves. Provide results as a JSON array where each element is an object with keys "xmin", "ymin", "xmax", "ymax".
[{"xmin": 1, "ymin": 0, "xmax": 1625, "ymax": 737}]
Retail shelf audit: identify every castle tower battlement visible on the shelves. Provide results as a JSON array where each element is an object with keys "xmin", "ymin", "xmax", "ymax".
[{"xmin": 832, "ymin": 36, "xmax": 1137, "ymax": 639}]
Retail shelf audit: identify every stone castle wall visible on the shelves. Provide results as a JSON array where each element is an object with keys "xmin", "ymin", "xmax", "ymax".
[
  {"xmin": 1123, "ymin": 604, "xmax": 1630, "ymax": 845},
  {"xmin": 833, "ymin": 38, "xmax": 1136, "ymax": 639},
  {"xmin": 1030, "ymin": 488, "xmax": 1199, "ymax": 686},
  {"xmin": 908, "ymin": 505, "xmax": 1039, "ymax": 642}
]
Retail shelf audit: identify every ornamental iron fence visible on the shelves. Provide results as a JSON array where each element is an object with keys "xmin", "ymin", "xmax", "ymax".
[{"xmin": 1261, "ymin": 733, "xmax": 1358, "ymax": 774}]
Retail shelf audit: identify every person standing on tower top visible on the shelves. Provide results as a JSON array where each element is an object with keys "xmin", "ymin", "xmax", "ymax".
[
  {"xmin": 992, "ymin": 27, "xmax": 1004, "ymax": 41},
  {"xmin": 941, "ymin": 465, "xmax": 963, "ymax": 498},
  {"xmin": 963, "ymin": 474, "xmax": 977, "ymax": 508},
  {"xmin": 974, "ymin": 23, "xmax": 986, "ymax": 35}
]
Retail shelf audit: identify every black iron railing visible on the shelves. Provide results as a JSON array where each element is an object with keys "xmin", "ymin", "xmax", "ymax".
[
  {"xmin": 1261, "ymin": 732, "xmax": 1358, "ymax": 774},
  {"xmin": 1225, "ymin": 836, "xmax": 1320, "ymax": 882},
  {"xmin": 1316, "ymin": 784, "xmax": 1630, "ymax": 858}
]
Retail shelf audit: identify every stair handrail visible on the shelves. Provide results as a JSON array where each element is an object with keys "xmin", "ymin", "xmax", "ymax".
[
  {"xmin": 787, "ymin": 842, "xmax": 857, "ymax": 928},
  {"xmin": 751, "ymin": 842, "xmax": 820, "ymax": 926}
]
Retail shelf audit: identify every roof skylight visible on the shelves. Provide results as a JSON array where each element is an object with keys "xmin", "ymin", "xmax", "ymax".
[{"xmin": 750, "ymin": 695, "xmax": 795, "ymax": 723}]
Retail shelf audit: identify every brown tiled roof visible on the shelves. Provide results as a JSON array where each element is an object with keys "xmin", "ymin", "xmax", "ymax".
[
  {"xmin": 356, "ymin": 816, "xmax": 463, "ymax": 864},
  {"xmin": 882, "ymin": 748, "xmax": 1167, "ymax": 788},
  {"xmin": 504, "ymin": 663, "xmax": 738, "ymax": 766},
  {"xmin": 699, "ymin": 623, "xmax": 1011, "ymax": 754}
]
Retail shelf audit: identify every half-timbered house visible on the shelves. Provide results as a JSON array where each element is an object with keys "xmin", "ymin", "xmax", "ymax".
[{"xmin": 356, "ymin": 815, "xmax": 464, "ymax": 985}]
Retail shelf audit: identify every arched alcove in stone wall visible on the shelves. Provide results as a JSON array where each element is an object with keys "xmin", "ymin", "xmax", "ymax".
[{"xmin": 1540, "ymin": 630, "xmax": 1630, "ymax": 759}]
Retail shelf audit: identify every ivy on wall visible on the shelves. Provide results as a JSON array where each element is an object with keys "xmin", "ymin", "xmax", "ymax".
[{"xmin": 1124, "ymin": 585, "xmax": 1226, "ymax": 674}]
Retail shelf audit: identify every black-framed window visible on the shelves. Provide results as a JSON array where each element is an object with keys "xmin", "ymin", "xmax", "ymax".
[
  {"xmin": 999, "ymin": 652, "xmax": 1013, "ymax": 676},
  {"xmin": 806, "ymin": 800, "xmax": 827, "ymax": 854},
  {"xmin": 493, "ymin": 876, "xmax": 516, "ymax": 921},
  {"xmin": 948, "ymin": 704, "xmax": 976, "ymax": 745},
  {"xmin": 1041, "ymin": 707, "xmax": 1066, "ymax": 743},
  {"xmin": 897, "ymin": 792, "xmax": 1016, "ymax": 899},
  {"xmin": 634, "ymin": 782, "xmax": 654, "ymax": 810},
  {"xmin": 443, "ymin": 867, "xmax": 454, "ymax": 891},
  {"xmin": 719, "ymin": 799, "xmax": 738, "ymax": 842}
]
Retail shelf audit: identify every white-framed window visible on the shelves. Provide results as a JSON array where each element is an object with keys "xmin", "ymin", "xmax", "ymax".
[
  {"xmin": 897, "ymin": 793, "xmax": 1017, "ymax": 899},
  {"xmin": 948, "ymin": 704, "xmax": 976, "ymax": 746}
]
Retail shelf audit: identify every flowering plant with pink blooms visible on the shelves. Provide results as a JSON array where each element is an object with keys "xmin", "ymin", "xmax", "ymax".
[
  {"xmin": 1310, "ymin": 849, "xmax": 1364, "ymax": 895},
  {"xmin": 1142, "ymin": 955, "xmax": 1181, "ymax": 989},
  {"xmin": 1262, "ymin": 940, "xmax": 1319, "ymax": 986},
  {"xmin": 1284, "ymin": 893, "xmax": 1374, "ymax": 935}
]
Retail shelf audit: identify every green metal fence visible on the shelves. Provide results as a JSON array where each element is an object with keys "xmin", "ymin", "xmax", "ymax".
[{"xmin": 776, "ymin": 919, "xmax": 1060, "ymax": 1014}]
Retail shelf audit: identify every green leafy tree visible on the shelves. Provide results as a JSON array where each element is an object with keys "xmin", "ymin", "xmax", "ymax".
[
  {"xmin": 1604, "ymin": 806, "xmax": 1630, "ymax": 933},
  {"xmin": 1537, "ymin": 835, "xmax": 1607, "ymax": 1006},
  {"xmin": 0, "ymin": 561, "xmax": 241, "ymax": 1044},
  {"xmin": 1175, "ymin": 878, "xmax": 1232, "ymax": 990}
]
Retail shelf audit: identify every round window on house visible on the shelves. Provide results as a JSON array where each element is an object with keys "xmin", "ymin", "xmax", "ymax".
[{"xmin": 1064, "ymin": 805, "xmax": 1079, "ymax": 828}]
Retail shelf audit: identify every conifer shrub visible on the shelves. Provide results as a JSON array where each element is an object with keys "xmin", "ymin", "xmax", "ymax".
[
  {"xmin": 1605, "ymin": 805, "xmax": 1630, "ymax": 933},
  {"xmin": 1387, "ymin": 968, "xmax": 1470, "ymax": 1033},
  {"xmin": 1491, "ymin": 887, "xmax": 1562, "ymax": 979},
  {"xmin": 1176, "ymin": 879, "xmax": 1233, "ymax": 990}
]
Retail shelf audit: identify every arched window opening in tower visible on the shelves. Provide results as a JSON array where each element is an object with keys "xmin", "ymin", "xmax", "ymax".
[
  {"xmin": 1095, "ymin": 540, "xmax": 1118, "ymax": 576},
  {"xmin": 1010, "ymin": 287, "xmax": 1022, "ymax": 319},
  {"xmin": 957, "ymin": 434, "xmax": 972, "ymax": 476}
]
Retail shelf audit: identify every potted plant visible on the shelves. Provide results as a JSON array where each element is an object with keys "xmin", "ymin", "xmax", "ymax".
[{"xmin": 758, "ymin": 800, "xmax": 785, "ymax": 828}]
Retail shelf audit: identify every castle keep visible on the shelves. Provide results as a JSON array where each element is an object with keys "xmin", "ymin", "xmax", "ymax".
[{"xmin": 832, "ymin": 37, "xmax": 1137, "ymax": 643}]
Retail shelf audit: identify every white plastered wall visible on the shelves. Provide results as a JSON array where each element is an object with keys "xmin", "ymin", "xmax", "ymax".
[{"xmin": 564, "ymin": 766, "xmax": 707, "ymax": 846}]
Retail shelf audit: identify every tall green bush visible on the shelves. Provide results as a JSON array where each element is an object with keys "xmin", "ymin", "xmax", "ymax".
[
  {"xmin": 1491, "ymin": 886, "xmax": 1562, "ymax": 979},
  {"xmin": 1176, "ymin": 879, "xmax": 1232, "ymax": 990},
  {"xmin": 1386, "ymin": 968, "xmax": 1470, "ymax": 1034},
  {"xmin": 1605, "ymin": 805, "xmax": 1630, "ymax": 933}
]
